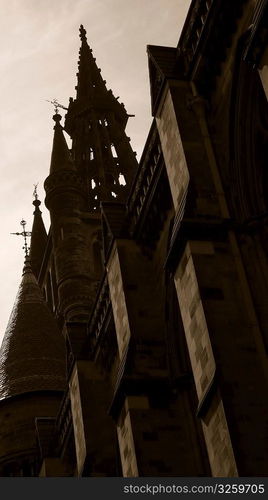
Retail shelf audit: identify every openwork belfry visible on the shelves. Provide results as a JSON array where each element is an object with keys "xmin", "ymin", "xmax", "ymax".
[{"xmin": 1, "ymin": 2, "xmax": 268, "ymax": 477}]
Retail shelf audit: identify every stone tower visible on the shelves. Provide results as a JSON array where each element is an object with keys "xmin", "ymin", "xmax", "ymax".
[{"xmin": 44, "ymin": 25, "xmax": 138, "ymax": 325}]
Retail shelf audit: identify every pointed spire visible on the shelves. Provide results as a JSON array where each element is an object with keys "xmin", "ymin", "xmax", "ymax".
[
  {"xmin": 68, "ymin": 24, "xmax": 128, "ymax": 125},
  {"xmin": 63, "ymin": 25, "xmax": 138, "ymax": 211},
  {"xmin": 49, "ymin": 113, "xmax": 74, "ymax": 174},
  {"xmin": 76, "ymin": 24, "xmax": 107, "ymax": 101},
  {"xmin": 0, "ymin": 257, "xmax": 66, "ymax": 400},
  {"xmin": 29, "ymin": 188, "xmax": 47, "ymax": 280}
]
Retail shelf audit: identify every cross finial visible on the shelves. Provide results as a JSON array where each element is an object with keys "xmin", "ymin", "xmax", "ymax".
[{"xmin": 11, "ymin": 219, "xmax": 32, "ymax": 257}]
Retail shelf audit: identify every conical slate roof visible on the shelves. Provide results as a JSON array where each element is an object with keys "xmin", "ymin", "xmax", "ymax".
[{"xmin": 0, "ymin": 258, "xmax": 66, "ymax": 400}]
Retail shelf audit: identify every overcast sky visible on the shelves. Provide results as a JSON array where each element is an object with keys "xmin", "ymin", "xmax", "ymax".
[{"xmin": 0, "ymin": 0, "xmax": 191, "ymax": 343}]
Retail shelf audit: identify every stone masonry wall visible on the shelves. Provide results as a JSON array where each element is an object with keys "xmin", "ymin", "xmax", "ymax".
[
  {"xmin": 69, "ymin": 365, "xmax": 86, "ymax": 475},
  {"xmin": 106, "ymin": 245, "xmax": 131, "ymax": 360},
  {"xmin": 156, "ymin": 88, "xmax": 189, "ymax": 212},
  {"xmin": 117, "ymin": 398, "xmax": 139, "ymax": 477},
  {"xmin": 174, "ymin": 242, "xmax": 216, "ymax": 401},
  {"xmin": 174, "ymin": 241, "xmax": 238, "ymax": 476},
  {"xmin": 156, "ymin": 85, "xmax": 238, "ymax": 476}
]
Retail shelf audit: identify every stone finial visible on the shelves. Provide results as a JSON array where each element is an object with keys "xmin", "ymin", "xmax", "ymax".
[{"xmin": 79, "ymin": 24, "xmax": 87, "ymax": 42}]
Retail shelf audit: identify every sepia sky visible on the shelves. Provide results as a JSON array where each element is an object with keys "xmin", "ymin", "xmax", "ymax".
[{"xmin": 0, "ymin": 0, "xmax": 191, "ymax": 342}]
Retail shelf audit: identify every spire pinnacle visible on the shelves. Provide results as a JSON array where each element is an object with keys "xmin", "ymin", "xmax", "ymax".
[
  {"xmin": 30, "ymin": 191, "xmax": 47, "ymax": 280},
  {"xmin": 79, "ymin": 24, "xmax": 87, "ymax": 43},
  {"xmin": 49, "ymin": 112, "xmax": 74, "ymax": 174},
  {"xmin": 75, "ymin": 24, "xmax": 107, "ymax": 102}
]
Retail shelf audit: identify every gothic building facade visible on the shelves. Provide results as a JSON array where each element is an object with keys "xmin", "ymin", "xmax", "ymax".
[{"xmin": 0, "ymin": 0, "xmax": 268, "ymax": 477}]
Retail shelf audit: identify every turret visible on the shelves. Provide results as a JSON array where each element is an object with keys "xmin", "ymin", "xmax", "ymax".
[
  {"xmin": 0, "ymin": 255, "xmax": 66, "ymax": 475},
  {"xmin": 44, "ymin": 112, "xmax": 99, "ymax": 321}
]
